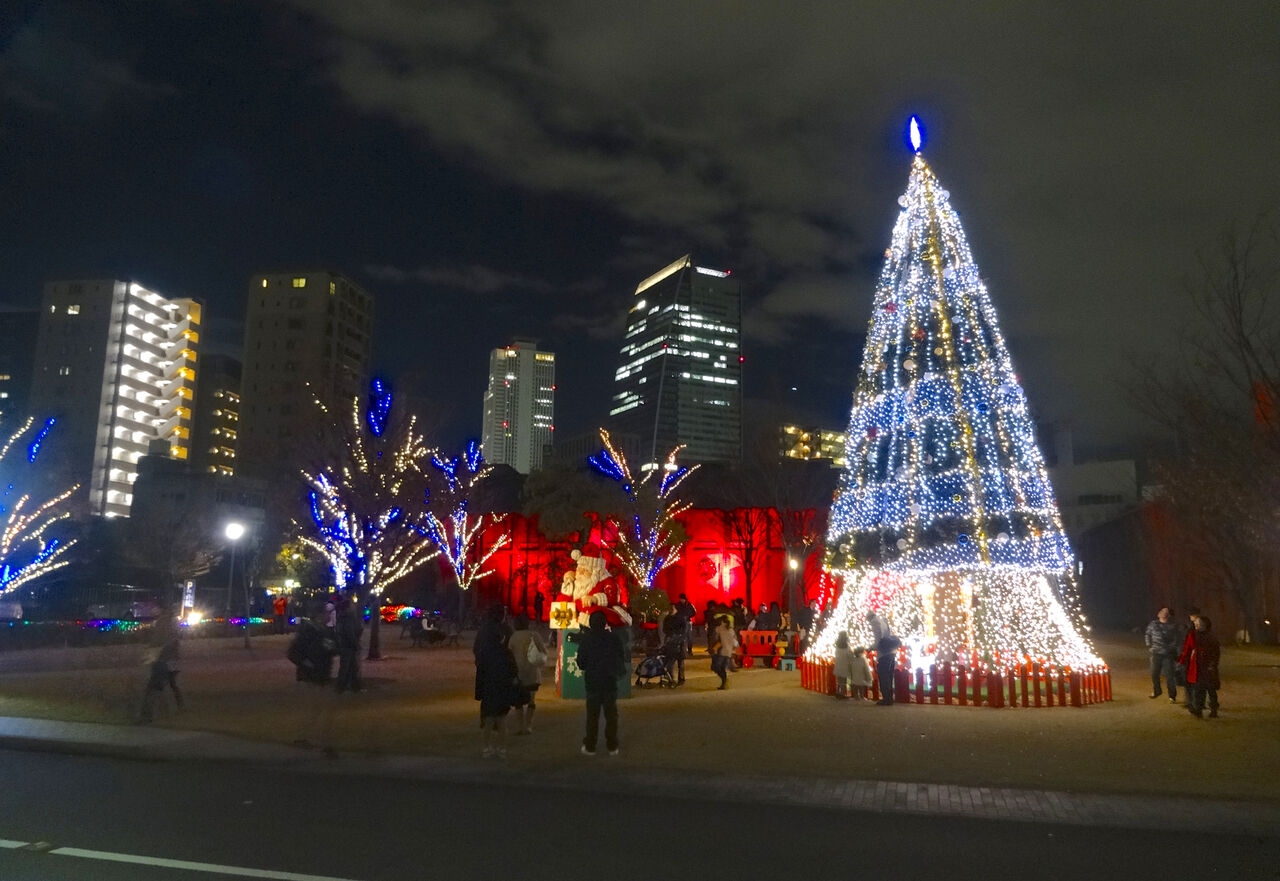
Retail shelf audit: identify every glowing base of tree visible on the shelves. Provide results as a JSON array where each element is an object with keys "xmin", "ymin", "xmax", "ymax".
[{"xmin": 806, "ymin": 567, "xmax": 1104, "ymax": 671}]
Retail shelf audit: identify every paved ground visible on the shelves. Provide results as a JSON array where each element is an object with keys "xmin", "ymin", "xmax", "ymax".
[
  {"xmin": 0, "ymin": 628, "xmax": 1277, "ymax": 834},
  {"xmin": 4, "ymin": 749, "xmax": 1277, "ymax": 881}
]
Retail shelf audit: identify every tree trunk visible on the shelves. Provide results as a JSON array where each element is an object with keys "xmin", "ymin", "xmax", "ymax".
[{"xmin": 367, "ymin": 607, "xmax": 382, "ymax": 660}]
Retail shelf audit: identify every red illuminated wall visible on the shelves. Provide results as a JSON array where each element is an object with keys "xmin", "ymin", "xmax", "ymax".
[{"xmin": 469, "ymin": 508, "xmax": 828, "ymax": 621}]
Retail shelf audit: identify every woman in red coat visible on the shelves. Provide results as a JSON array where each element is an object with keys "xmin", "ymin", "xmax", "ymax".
[{"xmin": 1180, "ymin": 615, "xmax": 1220, "ymax": 719}]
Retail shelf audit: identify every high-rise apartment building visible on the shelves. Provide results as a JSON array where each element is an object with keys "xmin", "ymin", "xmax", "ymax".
[
  {"xmin": 0, "ymin": 309, "xmax": 39, "ymax": 422},
  {"xmin": 610, "ymin": 255, "xmax": 741, "ymax": 466},
  {"xmin": 779, "ymin": 424, "xmax": 848, "ymax": 468},
  {"xmin": 238, "ymin": 271, "xmax": 373, "ymax": 475},
  {"xmin": 480, "ymin": 338, "xmax": 555, "ymax": 474},
  {"xmin": 191, "ymin": 354, "xmax": 242, "ymax": 477},
  {"xmin": 28, "ymin": 279, "xmax": 202, "ymax": 518}
]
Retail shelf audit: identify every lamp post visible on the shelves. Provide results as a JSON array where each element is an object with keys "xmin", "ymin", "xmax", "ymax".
[
  {"xmin": 787, "ymin": 557, "xmax": 800, "ymax": 616},
  {"xmin": 224, "ymin": 521, "xmax": 246, "ymax": 646}
]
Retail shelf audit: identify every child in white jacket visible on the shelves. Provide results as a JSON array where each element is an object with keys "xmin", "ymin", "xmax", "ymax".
[
  {"xmin": 850, "ymin": 647, "xmax": 874, "ymax": 700},
  {"xmin": 833, "ymin": 631, "xmax": 855, "ymax": 698}
]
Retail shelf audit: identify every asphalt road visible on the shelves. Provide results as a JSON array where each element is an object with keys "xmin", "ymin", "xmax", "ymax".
[{"xmin": 0, "ymin": 749, "xmax": 1276, "ymax": 881}]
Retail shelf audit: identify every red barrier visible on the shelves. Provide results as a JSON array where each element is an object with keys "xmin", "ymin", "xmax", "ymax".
[{"xmin": 799, "ymin": 658, "xmax": 1110, "ymax": 708}]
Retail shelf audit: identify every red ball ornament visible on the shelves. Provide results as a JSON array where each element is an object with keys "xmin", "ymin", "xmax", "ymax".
[
  {"xmin": 867, "ymin": 426, "xmax": 879, "ymax": 439},
  {"xmin": 884, "ymin": 302, "xmax": 898, "ymax": 313},
  {"xmin": 912, "ymin": 328, "xmax": 926, "ymax": 341}
]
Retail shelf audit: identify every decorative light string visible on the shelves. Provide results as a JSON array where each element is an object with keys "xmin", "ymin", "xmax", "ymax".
[
  {"xmin": 589, "ymin": 428, "xmax": 697, "ymax": 590},
  {"xmin": 0, "ymin": 416, "xmax": 78, "ymax": 594}
]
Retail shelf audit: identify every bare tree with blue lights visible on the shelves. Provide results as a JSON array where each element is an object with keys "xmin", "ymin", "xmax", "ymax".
[
  {"xmin": 0, "ymin": 417, "xmax": 78, "ymax": 596},
  {"xmin": 588, "ymin": 428, "xmax": 697, "ymax": 591}
]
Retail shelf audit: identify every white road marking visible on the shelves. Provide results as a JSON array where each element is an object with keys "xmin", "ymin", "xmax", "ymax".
[
  {"xmin": 44, "ymin": 845, "xmax": 365, "ymax": 880},
  {"xmin": 0, "ymin": 839, "xmax": 27, "ymax": 849}
]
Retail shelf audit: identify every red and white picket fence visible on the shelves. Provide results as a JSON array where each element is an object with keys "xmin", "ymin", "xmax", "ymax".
[{"xmin": 800, "ymin": 655, "xmax": 1111, "ymax": 707}]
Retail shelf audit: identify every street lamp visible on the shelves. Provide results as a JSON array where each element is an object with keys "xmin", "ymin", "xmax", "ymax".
[{"xmin": 224, "ymin": 522, "xmax": 246, "ymax": 646}]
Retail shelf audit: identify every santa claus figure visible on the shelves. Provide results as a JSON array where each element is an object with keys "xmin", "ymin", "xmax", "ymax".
[{"xmin": 556, "ymin": 542, "xmax": 632, "ymax": 628}]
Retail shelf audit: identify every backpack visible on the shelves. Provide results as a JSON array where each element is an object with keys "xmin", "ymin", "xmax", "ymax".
[{"xmin": 526, "ymin": 635, "xmax": 547, "ymax": 666}]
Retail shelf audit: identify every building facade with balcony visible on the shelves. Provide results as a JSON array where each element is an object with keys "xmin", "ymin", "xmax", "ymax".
[{"xmin": 29, "ymin": 279, "xmax": 202, "ymax": 517}]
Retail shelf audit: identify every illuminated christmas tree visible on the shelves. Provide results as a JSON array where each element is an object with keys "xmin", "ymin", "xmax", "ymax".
[{"xmin": 808, "ymin": 119, "xmax": 1102, "ymax": 673}]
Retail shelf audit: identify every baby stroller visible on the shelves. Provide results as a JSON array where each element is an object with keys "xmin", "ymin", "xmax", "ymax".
[{"xmin": 634, "ymin": 648, "xmax": 676, "ymax": 688}]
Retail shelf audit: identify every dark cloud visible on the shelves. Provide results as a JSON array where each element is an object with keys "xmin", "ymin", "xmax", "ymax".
[
  {"xmin": 3, "ymin": 1, "xmax": 1279, "ymax": 456},
  {"xmin": 365, "ymin": 263, "xmax": 554, "ymax": 295}
]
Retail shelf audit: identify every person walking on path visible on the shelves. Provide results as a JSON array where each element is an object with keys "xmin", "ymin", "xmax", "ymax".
[
  {"xmin": 867, "ymin": 611, "xmax": 901, "ymax": 706},
  {"xmin": 576, "ymin": 610, "xmax": 626, "ymax": 755},
  {"xmin": 473, "ymin": 605, "xmax": 519, "ymax": 757},
  {"xmin": 507, "ymin": 614, "xmax": 548, "ymax": 735},
  {"xmin": 334, "ymin": 595, "xmax": 363, "ymax": 694},
  {"xmin": 288, "ymin": 606, "xmax": 339, "ymax": 755},
  {"xmin": 1145, "ymin": 606, "xmax": 1180, "ymax": 702},
  {"xmin": 138, "ymin": 605, "xmax": 183, "ymax": 723},
  {"xmin": 1177, "ymin": 607, "xmax": 1201, "ymax": 708},
  {"xmin": 711, "ymin": 615, "xmax": 737, "ymax": 690},
  {"xmin": 1182, "ymin": 615, "xmax": 1221, "ymax": 719},
  {"xmin": 532, "ymin": 590, "xmax": 545, "ymax": 625}
]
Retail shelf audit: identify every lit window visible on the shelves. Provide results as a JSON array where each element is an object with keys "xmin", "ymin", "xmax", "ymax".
[
  {"xmin": 292, "ymin": 277, "xmax": 306, "ymax": 288},
  {"xmin": 58, "ymin": 366, "xmax": 71, "ymax": 376},
  {"xmin": 67, "ymin": 304, "xmax": 80, "ymax": 315},
  {"xmin": 261, "ymin": 278, "xmax": 268, "ymax": 288}
]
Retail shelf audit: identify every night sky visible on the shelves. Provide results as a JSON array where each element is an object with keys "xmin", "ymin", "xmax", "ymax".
[{"xmin": 3, "ymin": 2, "xmax": 1278, "ymax": 458}]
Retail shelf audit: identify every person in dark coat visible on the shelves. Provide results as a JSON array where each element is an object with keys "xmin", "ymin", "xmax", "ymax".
[
  {"xmin": 1183, "ymin": 615, "xmax": 1221, "ymax": 719},
  {"xmin": 576, "ymin": 610, "xmax": 626, "ymax": 755},
  {"xmin": 867, "ymin": 611, "xmax": 901, "ymax": 706},
  {"xmin": 533, "ymin": 590, "xmax": 545, "ymax": 624},
  {"xmin": 1177, "ymin": 607, "xmax": 1201, "ymax": 708},
  {"xmin": 661, "ymin": 613, "xmax": 688, "ymax": 686},
  {"xmin": 474, "ymin": 604, "xmax": 519, "ymax": 758},
  {"xmin": 334, "ymin": 595, "xmax": 363, "ymax": 693},
  {"xmin": 1144, "ymin": 606, "xmax": 1179, "ymax": 702}
]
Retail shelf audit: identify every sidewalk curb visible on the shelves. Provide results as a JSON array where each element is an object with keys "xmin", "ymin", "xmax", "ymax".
[{"xmin": 2, "ymin": 717, "xmax": 1277, "ymax": 838}]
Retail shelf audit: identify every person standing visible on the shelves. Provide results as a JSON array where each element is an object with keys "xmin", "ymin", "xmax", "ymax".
[
  {"xmin": 1177, "ymin": 607, "xmax": 1201, "ymax": 708},
  {"xmin": 1144, "ymin": 606, "xmax": 1179, "ymax": 702},
  {"xmin": 867, "ymin": 611, "xmax": 900, "ymax": 706},
  {"xmin": 507, "ymin": 614, "xmax": 547, "ymax": 735},
  {"xmin": 850, "ymin": 647, "xmax": 874, "ymax": 700},
  {"xmin": 288, "ymin": 606, "xmax": 339, "ymax": 755},
  {"xmin": 334, "ymin": 595, "xmax": 363, "ymax": 694},
  {"xmin": 832, "ymin": 631, "xmax": 854, "ymax": 698},
  {"xmin": 711, "ymin": 616, "xmax": 737, "ymax": 690},
  {"xmin": 661, "ymin": 614, "xmax": 688, "ymax": 686},
  {"xmin": 532, "ymin": 591, "xmax": 545, "ymax": 625},
  {"xmin": 576, "ymin": 610, "xmax": 626, "ymax": 755},
  {"xmin": 674, "ymin": 593, "xmax": 696, "ymax": 656},
  {"xmin": 272, "ymin": 594, "xmax": 289, "ymax": 635},
  {"xmin": 474, "ymin": 605, "xmax": 518, "ymax": 757},
  {"xmin": 1183, "ymin": 615, "xmax": 1221, "ymax": 719}
]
